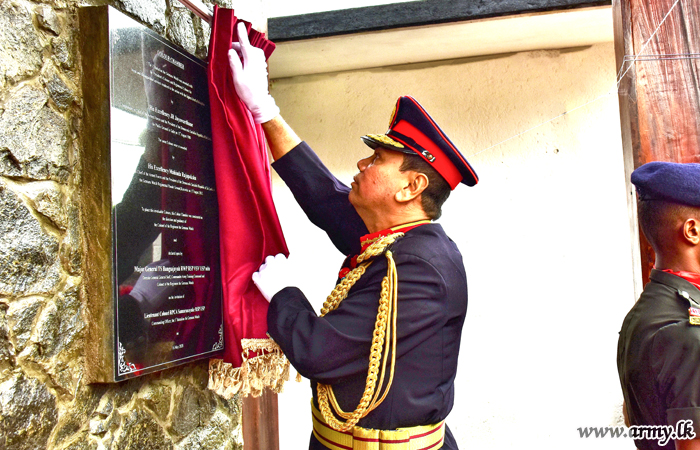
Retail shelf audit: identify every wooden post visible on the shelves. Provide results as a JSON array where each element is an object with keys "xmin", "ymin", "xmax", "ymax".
[
  {"xmin": 242, "ymin": 391, "xmax": 280, "ymax": 450},
  {"xmin": 613, "ymin": 0, "xmax": 700, "ymax": 286}
]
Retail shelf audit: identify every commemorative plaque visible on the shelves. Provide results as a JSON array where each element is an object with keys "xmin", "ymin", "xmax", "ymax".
[{"xmin": 80, "ymin": 6, "xmax": 223, "ymax": 382}]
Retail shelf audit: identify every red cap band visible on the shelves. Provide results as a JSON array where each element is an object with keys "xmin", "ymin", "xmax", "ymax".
[{"xmin": 390, "ymin": 120, "xmax": 462, "ymax": 189}]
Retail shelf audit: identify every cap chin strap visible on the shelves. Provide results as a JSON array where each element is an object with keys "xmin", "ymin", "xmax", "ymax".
[{"xmin": 317, "ymin": 232, "xmax": 403, "ymax": 432}]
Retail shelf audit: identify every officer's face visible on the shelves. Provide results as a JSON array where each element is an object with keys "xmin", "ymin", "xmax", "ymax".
[{"xmin": 349, "ymin": 147, "xmax": 410, "ymax": 215}]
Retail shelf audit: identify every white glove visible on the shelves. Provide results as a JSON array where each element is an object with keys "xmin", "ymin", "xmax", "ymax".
[
  {"xmin": 252, "ymin": 253, "xmax": 293, "ymax": 302},
  {"xmin": 228, "ymin": 22, "xmax": 280, "ymax": 124}
]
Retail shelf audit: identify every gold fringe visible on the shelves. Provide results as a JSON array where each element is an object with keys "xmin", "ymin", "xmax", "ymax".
[{"xmin": 208, "ymin": 338, "xmax": 299, "ymax": 399}]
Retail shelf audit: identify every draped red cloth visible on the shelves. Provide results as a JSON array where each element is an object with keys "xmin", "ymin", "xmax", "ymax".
[{"xmin": 206, "ymin": 6, "xmax": 289, "ymax": 389}]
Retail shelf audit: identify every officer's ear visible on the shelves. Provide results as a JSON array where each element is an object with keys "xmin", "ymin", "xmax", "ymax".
[
  {"xmin": 396, "ymin": 172, "xmax": 428, "ymax": 203},
  {"xmin": 683, "ymin": 218, "xmax": 700, "ymax": 245}
]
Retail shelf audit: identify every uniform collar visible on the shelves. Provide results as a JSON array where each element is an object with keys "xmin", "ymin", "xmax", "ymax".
[
  {"xmin": 359, "ymin": 219, "xmax": 431, "ymax": 253},
  {"xmin": 654, "ymin": 269, "xmax": 700, "ymax": 322},
  {"xmin": 661, "ymin": 269, "xmax": 700, "ymax": 291},
  {"xmin": 650, "ymin": 269, "xmax": 700, "ymax": 305}
]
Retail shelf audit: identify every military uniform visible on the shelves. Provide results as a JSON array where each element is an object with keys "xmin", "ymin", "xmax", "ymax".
[
  {"xmin": 618, "ymin": 270, "xmax": 700, "ymax": 450},
  {"xmin": 617, "ymin": 160, "xmax": 700, "ymax": 449},
  {"xmin": 268, "ymin": 141, "xmax": 467, "ymax": 449}
]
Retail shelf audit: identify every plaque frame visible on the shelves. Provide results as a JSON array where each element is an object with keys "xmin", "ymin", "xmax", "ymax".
[{"xmin": 79, "ymin": 5, "xmax": 224, "ymax": 383}]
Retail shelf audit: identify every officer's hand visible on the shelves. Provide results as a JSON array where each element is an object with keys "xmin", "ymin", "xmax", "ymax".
[
  {"xmin": 252, "ymin": 253, "xmax": 292, "ymax": 302},
  {"xmin": 229, "ymin": 22, "xmax": 280, "ymax": 124}
]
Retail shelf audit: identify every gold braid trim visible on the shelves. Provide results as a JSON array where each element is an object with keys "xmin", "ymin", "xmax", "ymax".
[
  {"xmin": 208, "ymin": 338, "xmax": 294, "ymax": 399},
  {"xmin": 317, "ymin": 233, "xmax": 403, "ymax": 432}
]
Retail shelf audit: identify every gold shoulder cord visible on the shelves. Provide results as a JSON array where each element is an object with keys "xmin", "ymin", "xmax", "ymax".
[{"xmin": 316, "ymin": 232, "xmax": 403, "ymax": 432}]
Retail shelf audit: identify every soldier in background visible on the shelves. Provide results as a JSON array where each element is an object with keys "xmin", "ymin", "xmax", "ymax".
[{"xmin": 618, "ymin": 161, "xmax": 700, "ymax": 450}]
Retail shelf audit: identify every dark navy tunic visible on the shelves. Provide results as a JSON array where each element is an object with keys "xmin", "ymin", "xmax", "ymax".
[
  {"xmin": 618, "ymin": 269, "xmax": 700, "ymax": 450},
  {"xmin": 268, "ymin": 142, "xmax": 468, "ymax": 449}
]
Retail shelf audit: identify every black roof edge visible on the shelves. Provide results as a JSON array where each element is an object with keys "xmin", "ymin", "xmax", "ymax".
[{"xmin": 268, "ymin": 0, "xmax": 611, "ymax": 42}]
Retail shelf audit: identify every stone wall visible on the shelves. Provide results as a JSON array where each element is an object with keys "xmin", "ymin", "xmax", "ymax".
[{"xmin": 0, "ymin": 1, "xmax": 246, "ymax": 449}]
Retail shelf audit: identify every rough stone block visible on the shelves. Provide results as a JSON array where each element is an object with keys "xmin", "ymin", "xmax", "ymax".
[
  {"xmin": 0, "ymin": 151, "xmax": 22, "ymax": 177},
  {"xmin": 22, "ymin": 181, "xmax": 68, "ymax": 230},
  {"xmin": 36, "ymin": 5, "xmax": 61, "ymax": 35},
  {"xmin": 0, "ymin": 1, "xmax": 43, "ymax": 89},
  {"xmin": 114, "ymin": 0, "xmax": 166, "ymax": 34},
  {"xmin": 49, "ymin": 383, "xmax": 109, "ymax": 448},
  {"xmin": 95, "ymin": 392, "xmax": 114, "ymax": 417},
  {"xmin": 0, "ymin": 85, "xmax": 70, "ymax": 182},
  {"xmin": 113, "ymin": 376, "xmax": 147, "ymax": 409},
  {"xmin": 42, "ymin": 278, "xmax": 84, "ymax": 359},
  {"xmin": 35, "ymin": 302, "xmax": 60, "ymax": 356},
  {"xmin": 167, "ymin": 9, "xmax": 197, "ymax": 55},
  {"xmin": 103, "ymin": 407, "xmax": 123, "ymax": 434},
  {"xmin": 45, "ymin": 70, "xmax": 78, "ymax": 111},
  {"xmin": 208, "ymin": 0, "xmax": 235, "ymax": 9},
  {"xmin": 168, "ymin": 385, "xmax": 213, "ymax": 438},
  {"xmin": 138, "ymin": 383, "xmax": 172, "ymax": 421},
  {"xmin": 0, "ymin": 373, "xmax": 58, "ymax": 450},
  {"xmin": 24, "ymin": 280, "xmax": 84, "ymax": 395},
  {"xmin": 60, "ymin": 431, "xmax": 99, "ymax": 450},
  {"xmin": 188, "ymin": 358, "xmax": 212, "ymax": 390},
  {"xmin": 0, "ymin": 180, "xmax": 61, "ymax": 296},
  {"xmin": 0, "ymin": 304, "xmax": 15, "ymax": 373},
  {"xmin": 6, "ymin": 296, "xmax": 43, "ymax": 352},
  {"xmin": 52, "ymin": 36, "xmax": 75, "ymax": 70},
  {"xmin": 89, "ymin": 417, "xmax": 106, "ymax": 435},
  {"xmin": 60, "ymin": 203, "xmax": 82, "ymax": 275},
  {"xmin": 175, "ymin": 409, "xmax": 239, "ymax": 450},
  {"xmin": 196, "ymin": 18, "xmax": 211, "ymax": 60},
  {"xmin": 113, "ymin": 408, "xmax": 174, "ymax": 450}
]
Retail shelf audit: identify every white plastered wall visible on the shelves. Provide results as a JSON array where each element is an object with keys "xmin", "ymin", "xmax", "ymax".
[{"xmin": 268, "ymin": 42, "xmax": 636, "ymax": 449}]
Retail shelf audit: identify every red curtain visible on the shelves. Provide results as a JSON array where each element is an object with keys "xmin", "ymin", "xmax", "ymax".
[{"xmin": 206, "ymin": 6, "xmax": 289, "ymax": 396}]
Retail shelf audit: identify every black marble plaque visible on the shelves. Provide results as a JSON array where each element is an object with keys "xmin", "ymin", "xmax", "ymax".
[{"xmin": 103, "ymin": 8, "xmax": 223, "ymax": 380}]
